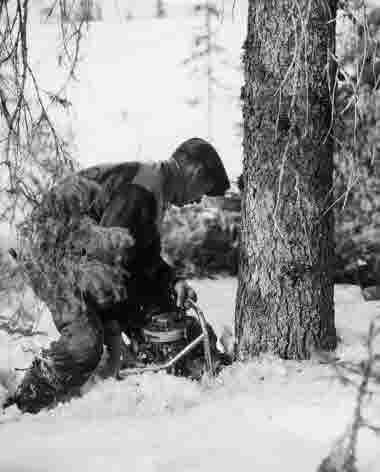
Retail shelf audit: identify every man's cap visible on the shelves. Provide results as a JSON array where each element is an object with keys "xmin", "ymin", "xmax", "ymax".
[{"xmin": 172, "ymin": 137, "xmax": 230, "ymax": 196}]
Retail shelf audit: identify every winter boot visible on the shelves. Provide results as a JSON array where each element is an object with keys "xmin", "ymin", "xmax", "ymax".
[{"xmin": 12, "ymin": 357, "xmax": 66, "ymax": 414}]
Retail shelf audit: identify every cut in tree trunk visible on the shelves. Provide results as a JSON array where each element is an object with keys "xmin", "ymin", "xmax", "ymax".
[{"xmin": 235, "ymin": 0, "xmax": 338, "ymax": 360}]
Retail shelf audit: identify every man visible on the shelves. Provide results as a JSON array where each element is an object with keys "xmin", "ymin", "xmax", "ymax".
[{"xmin": 4, "ymin": 137, "xmax": 230, "ymax": 414}]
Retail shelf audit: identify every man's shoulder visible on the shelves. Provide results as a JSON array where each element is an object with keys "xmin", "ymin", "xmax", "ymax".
[
  {"xmin": 78, "ymin": 161, "xmax": 141, "ymax": 186},
  {"xmin": 99, "ymin": 181, "xmax": 158, "ymax": 228}
]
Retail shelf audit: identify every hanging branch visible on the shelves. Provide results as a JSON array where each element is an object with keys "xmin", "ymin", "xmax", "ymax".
[{"xmin": 0, "ymin": 0, "xmax": 90, "ymax": 220}]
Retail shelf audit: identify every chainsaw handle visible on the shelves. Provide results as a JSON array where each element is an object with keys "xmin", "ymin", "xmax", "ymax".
[{"xmin": 186, "ymin": 299, "xmax": 214, "ymax": 377}]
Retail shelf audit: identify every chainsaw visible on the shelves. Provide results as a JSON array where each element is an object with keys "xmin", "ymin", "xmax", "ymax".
[{"xmin": 118, "ymin": 299, "xmax": 216, "ymax": 380}]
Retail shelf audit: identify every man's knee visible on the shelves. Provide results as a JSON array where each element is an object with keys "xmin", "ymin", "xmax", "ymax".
[{"xmin": 55, "ymin": 314, "xmax": 104, "ymax": 376}]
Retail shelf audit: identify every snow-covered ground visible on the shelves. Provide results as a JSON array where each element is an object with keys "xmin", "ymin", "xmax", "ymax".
[{"xmin": 0, "ymin": 278, "xmax": 380, "ymax": 472}]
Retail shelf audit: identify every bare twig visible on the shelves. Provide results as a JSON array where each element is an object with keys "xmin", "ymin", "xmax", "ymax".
[
  {"xmin": 318, "ymin": 314, "xmax": 380, "ymax": 472},
  {"xmin": 0, "ymin": 1, "xmax": 88, "ymax": 220}
]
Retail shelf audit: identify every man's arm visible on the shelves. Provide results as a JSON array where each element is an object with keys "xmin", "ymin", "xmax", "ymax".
[
  {"xmin": 99, "ymin": 183, "xmax": 176, "ymax": 282},
  {"xmin": 99, "ymin": 183, "xmax": 196, "ymax": 308}
]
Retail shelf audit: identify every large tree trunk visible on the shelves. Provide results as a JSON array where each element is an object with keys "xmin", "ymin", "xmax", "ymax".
[{"xmin": 235, "ymin": 0, "xmax": 338, "ymax": 360}]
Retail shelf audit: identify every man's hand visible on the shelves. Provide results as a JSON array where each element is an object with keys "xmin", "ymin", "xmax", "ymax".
[
  {"xmin": 2, "ymin": 394, "xmax": 17, "ymax": 411},
  {"xmin": 174, "ymin": 280, "xmax": 197, "ymax": 309}
]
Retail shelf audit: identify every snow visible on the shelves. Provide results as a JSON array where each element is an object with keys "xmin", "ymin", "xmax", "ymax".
[
  {"xmin": 27, "ymin": 0, "xmax": 247, "ymax": 181},
  {"xmin": 1, "ymin": 279, "xmax": 380, "ymax": 472}
]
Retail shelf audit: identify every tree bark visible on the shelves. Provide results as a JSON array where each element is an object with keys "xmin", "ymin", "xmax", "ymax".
[{"xmin": 235, "ymin": 0, "xmax": 338, "ymax": 360}]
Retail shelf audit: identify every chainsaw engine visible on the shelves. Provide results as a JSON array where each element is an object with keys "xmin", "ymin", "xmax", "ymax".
[
  {"xmin": 129, "ymin": 309, "xmax": 210, "ymax": 378},
  {"xmin": 141, "ymin": 311, "xmax": 187, "ymax": 362},
  {"xmin": 118, "ymin": 301, "xmax": 232, "ymax": 381}
]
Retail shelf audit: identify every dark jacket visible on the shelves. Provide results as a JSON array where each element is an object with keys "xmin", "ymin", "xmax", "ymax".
[
  {"xmin": 78, "ymin": 161, "xmax": 179, "ymax": 322},
  {"xmin": 19, "ymin": 161, "xmax": 178, "ymax": 331}
]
